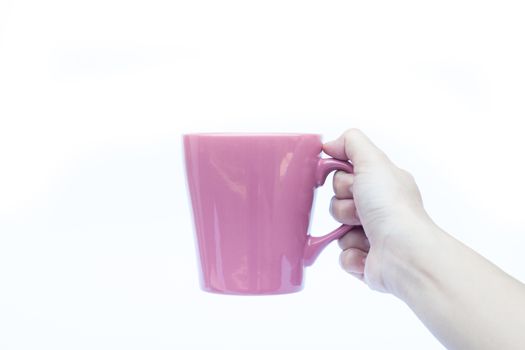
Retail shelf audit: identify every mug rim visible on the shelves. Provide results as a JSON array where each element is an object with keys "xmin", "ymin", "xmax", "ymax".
[{"xmin": 183, "ymin": 132, "xmax": 321, "ymax": 137}]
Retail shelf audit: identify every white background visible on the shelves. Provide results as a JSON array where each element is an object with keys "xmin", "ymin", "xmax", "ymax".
[{"xmin": 1, "ymin": 0, "xmax": 524, "ymax": 349}]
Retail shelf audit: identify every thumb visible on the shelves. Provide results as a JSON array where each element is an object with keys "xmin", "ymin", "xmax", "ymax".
[{"xmin": 323, "ymin": 128, "xmax": 387, "ymax": 167}]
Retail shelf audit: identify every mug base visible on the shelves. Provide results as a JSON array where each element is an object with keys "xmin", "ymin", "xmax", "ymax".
[{"xmin": 200, "ymin": 284, "xmax": 304, "ymax": 296}]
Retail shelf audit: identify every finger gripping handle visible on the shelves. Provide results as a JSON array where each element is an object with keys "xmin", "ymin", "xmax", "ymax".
[{"xmin": 304, "ymin": 158, "xmax": 354, "ymax": 266}]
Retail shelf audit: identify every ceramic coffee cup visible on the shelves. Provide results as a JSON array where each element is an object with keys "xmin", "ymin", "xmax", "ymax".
[{"xmin": 184, "ymin": 133, "xmax": 353, "ymax": 295}]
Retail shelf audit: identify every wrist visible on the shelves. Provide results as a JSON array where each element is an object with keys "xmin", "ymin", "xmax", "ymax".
[{"xmin": 380, "ymin": 214, "xmax": 446, "ymax": 300}]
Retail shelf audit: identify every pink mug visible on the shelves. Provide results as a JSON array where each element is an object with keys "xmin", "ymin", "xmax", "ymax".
[{"xmin": 183, "ymin": 133, "xmax": 353, "ymax": 295}]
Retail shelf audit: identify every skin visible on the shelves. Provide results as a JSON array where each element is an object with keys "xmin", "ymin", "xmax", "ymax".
[{"xmin": 324, "ymin": 129, "xmax": 525, "ymax": 350}]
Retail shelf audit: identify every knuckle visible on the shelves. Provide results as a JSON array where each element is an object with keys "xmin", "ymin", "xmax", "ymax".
[
  {"xmin": 339, "ymin": 250, "xmax": 351, "ymax": 268},
  {"xmin": 334, "ymin": 170, "xmax": 344, "ymax": 180},
  {"xmin": 333, "ymin": 171, "xmax": 353, "ymax": 196},
  {"xmin": 333, "ymin": 182, "xmax": 343, "ymax": 196},
  {"xmin": 332, "ymin": 174, "xmax": 345, "ymax": 194},
  {"xmin": 337, "ymin": 236, "xmax": 346, "ymax": 249},
  {"xmin": 329, "ymin": 197, "xmax": 337, "ymax": 216},
  {"xmin": 344, "ymin": 128, "xmax": 363, "ymax": 139},
  {"xmin": 338, "ymin": 231, "xmax": 353, "ymax": 249},
  {"xmin": 400, "ymin": 168, "xmax": 416, "ymax": 182},
  {"xmin": 333, "ymin": 201, "xmax": 344, "ymax": 218},
  {"xmin": 331, "ymin": 199, "xmax": 344, "ymax": 219},
  {"xmin": 333, "ymin": 171, "xmax": 343, "ymax": 189}
]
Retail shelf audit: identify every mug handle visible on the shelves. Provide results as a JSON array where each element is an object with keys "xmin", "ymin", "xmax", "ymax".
[{"xmin": 303, "ymin": 158, "xmax": 354, "ymax": 266}]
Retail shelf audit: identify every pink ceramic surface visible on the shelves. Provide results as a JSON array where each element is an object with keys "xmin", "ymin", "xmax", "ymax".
[{"xmin": 183, "ymin": 133, "xmax": 353, "ymax": 295}]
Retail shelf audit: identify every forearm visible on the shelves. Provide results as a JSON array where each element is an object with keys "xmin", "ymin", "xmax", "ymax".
[{"xmin": 388, "ymin": 221, "xmax": 525, "ymax": 350}]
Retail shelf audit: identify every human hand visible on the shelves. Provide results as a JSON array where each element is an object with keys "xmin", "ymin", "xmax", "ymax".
[
  {"xmin": 324, "ymin": 129, "xmax": 435, "ymax": 294},
  {"xmin": 325, "ymin": 129, "xmax": 525, "ymax": 349}
]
